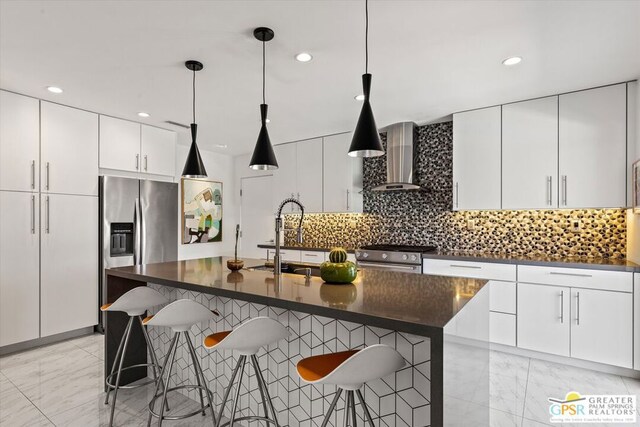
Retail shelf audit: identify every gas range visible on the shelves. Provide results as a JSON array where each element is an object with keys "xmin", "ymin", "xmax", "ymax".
[{"xmin": 355, "ymin": 244, "xmax": 437, "ymax": 273}]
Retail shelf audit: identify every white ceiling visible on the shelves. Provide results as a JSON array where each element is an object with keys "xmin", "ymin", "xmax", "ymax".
[{"xmin": 1, "ymin": 0, "xmax": 639, "ymax": 156}]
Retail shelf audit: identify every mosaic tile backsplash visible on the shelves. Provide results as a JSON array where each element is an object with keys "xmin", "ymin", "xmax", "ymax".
[{"xmin": 285, "ymin": 122, "xmax": 627, "ymax": 258}]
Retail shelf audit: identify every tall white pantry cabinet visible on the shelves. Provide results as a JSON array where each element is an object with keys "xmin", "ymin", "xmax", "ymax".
[{"xmin": 0, "ymin": 90, "xmax": 98, "ymax": 347}]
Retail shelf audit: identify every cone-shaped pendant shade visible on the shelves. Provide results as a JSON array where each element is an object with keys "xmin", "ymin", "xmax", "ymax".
[
  {"xmin": 249, "ymin": 104, "xmax": 278, "ymax": 170},
  {"xmin": 348, "ymin": 74, "xmax": 384, "ymax": 157},
  {"xmin": 182, "ymin": 123, "xmax": 208, "ymax": 178}
]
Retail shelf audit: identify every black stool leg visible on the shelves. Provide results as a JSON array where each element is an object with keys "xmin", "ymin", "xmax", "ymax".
[
  {"xmin": 215, "ymin": 355, "xmax": 245, "ymax": 427},
  {"xmin": 321, "ymin": 389, "xmax": 343, "ymax": 427}
]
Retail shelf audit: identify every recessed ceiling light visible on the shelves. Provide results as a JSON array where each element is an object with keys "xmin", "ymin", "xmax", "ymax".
[
  {"xmin": 354, "ymin": 94, "xmax": 365, "ymax": 101},
  {"xmin": 137, "ymin": 112, "xmax": 150, "ymax": 118},
  {"xmin": 215, "ymin": 144, "xmax": 228, "ymax": 149},
  {"xmin": 295, "ymin": 52, "xmax": 313, "ymax": 62},
  {"xmin": 47, "ymin": 86, "xmax": 63, "ymax": 94},
  {"xmin": 502, "ymin": 56, "xmax": 522, "ymax": 66}
]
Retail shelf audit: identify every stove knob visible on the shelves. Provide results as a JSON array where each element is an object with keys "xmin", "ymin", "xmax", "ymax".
[
  {"xmin": 355, "ymin": 250, "xmax": 360, "ymax": 257},
  {"xmin": 362, "ymin": 252, "xmax": 369, "ymax": 258},
  {"xmin": 381, "ymin": 253, "xmax": 388, "ymax": 259},
  {"xmin": 402, "ymin": 254, "xmax": 408, "ymax": 261},
  {"xmin": 411, "ymin": 254, "xmax": 418, "ymax": 261}
]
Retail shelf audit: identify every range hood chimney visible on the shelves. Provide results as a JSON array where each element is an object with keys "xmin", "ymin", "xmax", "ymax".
[{"xmin": 371, "ymin": 122, "xmax": 422, "ymax": 191}]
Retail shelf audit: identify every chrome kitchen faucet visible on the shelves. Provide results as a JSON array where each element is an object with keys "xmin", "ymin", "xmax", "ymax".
[{"xmin": 274, "ymin": 197, "xmax": 305, "ymax": 275}]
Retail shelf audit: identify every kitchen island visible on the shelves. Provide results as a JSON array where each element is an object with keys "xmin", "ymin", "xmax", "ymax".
[{"xmin": 105, "ymin": 257, "xmax": 490, "ymax": 426}]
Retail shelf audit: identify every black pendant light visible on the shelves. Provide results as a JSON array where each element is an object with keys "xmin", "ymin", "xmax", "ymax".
[
  {"xmin": 348, "ymin": 0, "xmax": 384, "ymax": 158},
  {"xmin": 249, "ymin": 27, "xmax": 278, "ymax": 171},
  {"xmin": 181, "ymin": 60, "xmax": 208, "ymax": 178}
]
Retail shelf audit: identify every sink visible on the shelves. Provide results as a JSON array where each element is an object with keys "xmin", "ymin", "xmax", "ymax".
[{"xmin": 247, "ymin": 262, "xmax": 322, "ymax": 277}]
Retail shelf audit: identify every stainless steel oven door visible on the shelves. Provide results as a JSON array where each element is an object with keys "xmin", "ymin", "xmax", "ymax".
[{"xmin": 357, "ymin": 261, "xmax": 422, "ymax": 274}]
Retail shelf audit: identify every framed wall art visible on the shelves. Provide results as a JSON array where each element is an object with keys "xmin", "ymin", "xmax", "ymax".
[{"xmin": 181, "ymin": 178, "xmax": 223, "ymax": 244}]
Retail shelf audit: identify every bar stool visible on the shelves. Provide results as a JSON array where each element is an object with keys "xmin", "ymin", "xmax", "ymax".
[
  {"xmin": 144, "ymin": 299, "xmax": 218, "ymax": 427},
  {"xmin": 203, "ymin": 316, "xmax": 290, "ymax": 427},
  {"xmin": 296, "ymin": 344, "xmax": 405, "ymax": 427},
  {"xmin": 101, "ymin": 286, "xmax": 169, "ymax": 427}
]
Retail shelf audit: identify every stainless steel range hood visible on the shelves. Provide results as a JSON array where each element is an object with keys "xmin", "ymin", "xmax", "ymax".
[{"xmin": 371, "ymin": 122, "xmax": 422, "ymax": 191}]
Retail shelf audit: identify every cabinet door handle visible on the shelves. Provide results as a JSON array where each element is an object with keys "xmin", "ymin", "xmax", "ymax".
[
  {"xmin": 31, "ymin": 195, "xmax": 35, "ymax": 234},
  {"xmin": 449, "ymin": 264, "xmax": 481, "ymax": 269},
  {"xmin": 559, "ymin": 291, "xmax": 564, "ymax": 323},
  {"xmin": 346, "ymin": 189, "xmax": 350, "ymax": 210},
  {"xmin": 45, "ymin": 196, "xmax": 50, "ymax": 234},
  {"xmin": 576, "ymin": 291, "xmax": 580, "ymax": 326},
  {"xmin": 549, "ymin": 271, "xmax": 592, "ymax": 278},
  {"xmin": 561, "ymin": 175, "xmax": 567, "ymax": 206},
  {"xmin": 455, "ymin": 182, "xmax": 459, "ymax": 208},
  {"xmin": 45, "ymin": 162, "xmax": 50, "ymax": 190},
  {"xmin": 144, "ymin": 154, "xmax": 148, "ymax": 171},
  {"xmin": 304, "ymin": 253, "xmax": 318, "ymax": 257},
  {"xmin": 31, "ymin": 160, "xmax": 35, "ymax": 189},
  {"xmin": 547, "ymin": 176, "xmax": 552, "ymax": 206}
]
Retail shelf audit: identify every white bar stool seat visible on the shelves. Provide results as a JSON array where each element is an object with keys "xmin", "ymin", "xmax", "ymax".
[
  {"xmin": 144, "ymin": 299, "xmax": 219, "ymax": 426},
  {"xmin": 203, "ymin": 316, "xmax": 290, "ymax": 427},
  {"xmin": 296, "ymin": 344, "xmax": 405, "ymax": 427},
  {"xmin": 101, "ymin": 286, "xmax": 169, "ymax": 427}
]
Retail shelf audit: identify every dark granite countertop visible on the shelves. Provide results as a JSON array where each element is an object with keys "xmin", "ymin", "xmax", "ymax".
[
  {"xmin": 257, "ymin": 244, "xmax": 355, "ymax": 253},
  {"xmin": 106, "ymin": 256, "xmax": 487, "ymax": 337},
  {"xmin": 422, "ymin": 251, "xmax": 640, "ymax": 273}
]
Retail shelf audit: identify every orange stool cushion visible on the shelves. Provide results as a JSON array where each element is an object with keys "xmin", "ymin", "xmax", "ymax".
[
  {"xmin": 297, "ymin": 350, "xmax": 360, "ymax": 382},
  {"xmin": 204, "ymin": 331, "xmax": 232, "ymax": 347},
  {"xmin": 142, "ymin": 315, "xmax": 154, "ymax": 324},
  {"xmin": 100, "ymin": 303, "xmax": 112, "ymax": 311}
]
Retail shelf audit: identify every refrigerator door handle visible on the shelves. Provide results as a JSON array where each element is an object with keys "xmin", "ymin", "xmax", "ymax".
[
  {"xmin": 134, "ymin": 197, "xmax": 141, "ymax": 265},
  {"xmin": 138, "ymin": 196, "xmax": 144, "ymax": 263}
]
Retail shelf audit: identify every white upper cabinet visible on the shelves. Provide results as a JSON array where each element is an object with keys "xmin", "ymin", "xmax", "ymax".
[
  {"xmin": 272, "ymin": 143, "xmax": 298, "ymax": 213},
  {"xmin": 453, "ymin": 106, "xmax": 501, "ymax": 210},
  {"xmin": 502, "ymin": 96, "xmax": 558, "ymax": 209},
  {"xmin": 296, "ymin": 138, "xmax": 323, "ymax": 212},
  {"xmin": 99, "ymin": 115, "xmax": 141, "ymax": 173},
  {"xmin": 559, "ymin": 84, "xmax": 627, "ymax": 208},
  {"xmin": 323, "ymin": 133, "xmax": 363, "ymax": 213},
  {"xmin": 628, "ymin": 81, "xmax": 638, "ymax": 207},
  {"xmin": 0, "ymin": 91, "xmax": 40, "ymax": 192},
  {"xmin": 141, "ymin": 125, "xmax": 176, "ymax": 176},
  {"xmin": 41, "ymin": 102, "xmax": 98, "ymax": 196}
]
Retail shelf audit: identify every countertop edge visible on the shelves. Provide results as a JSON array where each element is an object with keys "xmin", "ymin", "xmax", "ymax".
[{"xmin": 421, "ymin": 253, "xmax": 640, "ymax": 273}]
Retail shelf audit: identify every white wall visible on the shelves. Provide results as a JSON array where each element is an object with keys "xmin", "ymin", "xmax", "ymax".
[
  {"xmin": 176, "ymin": 141, "xmax": 237, "ymax": 260},
  {"xmin": 628, "ymin": 81, "xmax": 640, "ymax": 264}
]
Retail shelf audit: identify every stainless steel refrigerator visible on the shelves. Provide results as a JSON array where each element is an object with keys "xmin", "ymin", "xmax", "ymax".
[{"xmin": 98, "ymin": 176, "xmax": 178, "ymax": 331}]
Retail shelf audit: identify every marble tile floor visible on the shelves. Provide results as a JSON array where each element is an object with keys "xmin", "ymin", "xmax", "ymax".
[{"xmin": 1, "ymin": 334, "xmax": 639, "ymax": 427}]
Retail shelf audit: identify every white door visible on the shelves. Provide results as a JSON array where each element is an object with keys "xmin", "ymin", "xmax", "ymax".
[
  {"xmin": 0, "ymin": 191, "xmax": 40, "ymax": 346},
  {"xmin": 141, "ymin": 125, "xmax": 176, "ymax": 176},
  {"xmin": 41, "ymin": 193, "xmax": 98, "ymax": 337},
  {"xmin": 0, "ymin": 91, "xmax": 40, "ymax": 192},
  {"xmin": 323, "ymin": 133, "xmax": 363, "ymax": 213},
  {"xmin": 517, "ymin": 283, "xmax": 570, "ymax": 357},
  {"xmin": 272, "ymin": 143, "xmax": 297, "ymax": 213},
  {"xmin": 99, "ymin": 115, "xmax": 141, "ymax": 173},
  {"xmin": 241, "ymin": 176, "xmax": 274, "ymax": 260},
  {"xmin": 453, "ymin": 106, "xmax": 501, "ymax": 210},
  {"xmin": 41, "ymin": 102, "xmax": 99, "ymax": 196},
  {"xmin": 502, "ymin": 96, "xmax": 558, "ymax": 209},
  {"xmin": 559, "ymin": 84, "xmax": 627, "ymax": 208},
  {"xmin": 296, "ymin": 138, "xmax": 323, "ymax": 212},
  {"xmin": 570, "ymin": 288, "xmax": 632, "ymax": 368}
]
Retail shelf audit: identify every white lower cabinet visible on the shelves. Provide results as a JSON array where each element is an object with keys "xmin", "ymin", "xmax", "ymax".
[
  {"xmin": 490, "ymin": 312, "xmax": 516, "ymax": 347},
  {"xmin": 265, "ymin": 249, "xmax": 301, "ymax": 263},
  {"xmin": 570, "ymin": 288, "xmax": 632, "ymax": 368},
  {"xmin": 518, "ymin": 283, "xmax": 571, "ymax": 357},
  {"xmin": 0, "ymin": 191, "xmax": 40, "ymax": 346},
  {"xmin": 301, "ymin": 251, "xmax": 325, "ymax": 264},
  {"xmin": 40, "ymin": 194, "xmax": 98, "ymax": 337}
]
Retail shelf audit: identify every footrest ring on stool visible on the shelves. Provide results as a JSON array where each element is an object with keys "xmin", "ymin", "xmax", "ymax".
[
  {"xmin": 105, "ymin": 363, "xmax": 160, "ymax": 390},
  {"xmin": 148, "ymin": 385, "xmax": 213, "ymax": 421},
  {"xmin": 218, "ymin": 415, "xmax": 279, "ymax": 427}
]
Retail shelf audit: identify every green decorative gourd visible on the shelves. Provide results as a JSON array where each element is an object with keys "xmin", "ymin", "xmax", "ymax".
[
  {"xmin": 328, "ymin": 247, "xmax": 348, "ymax": 263},
  {"xmin": 320, "ymin": 247, "xmax": 357, "ymax": 284}
]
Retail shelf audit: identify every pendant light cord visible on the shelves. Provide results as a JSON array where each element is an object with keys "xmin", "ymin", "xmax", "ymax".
[
  {"xmin": 192, "ymin": 69, "xmax": 196, "ymax": 123},
  {"xmin": 262, "ymin": 40, "xmax": 266, "ymax": 105},
  {"xmin": 365, "ymin": 0, "xmax": 369, "ymax": 74}
]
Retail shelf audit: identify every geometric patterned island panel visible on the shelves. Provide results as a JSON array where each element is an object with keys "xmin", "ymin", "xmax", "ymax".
[{"xmin": 148, "ymin": 284, "xmax": 432, "ymax": 427}]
